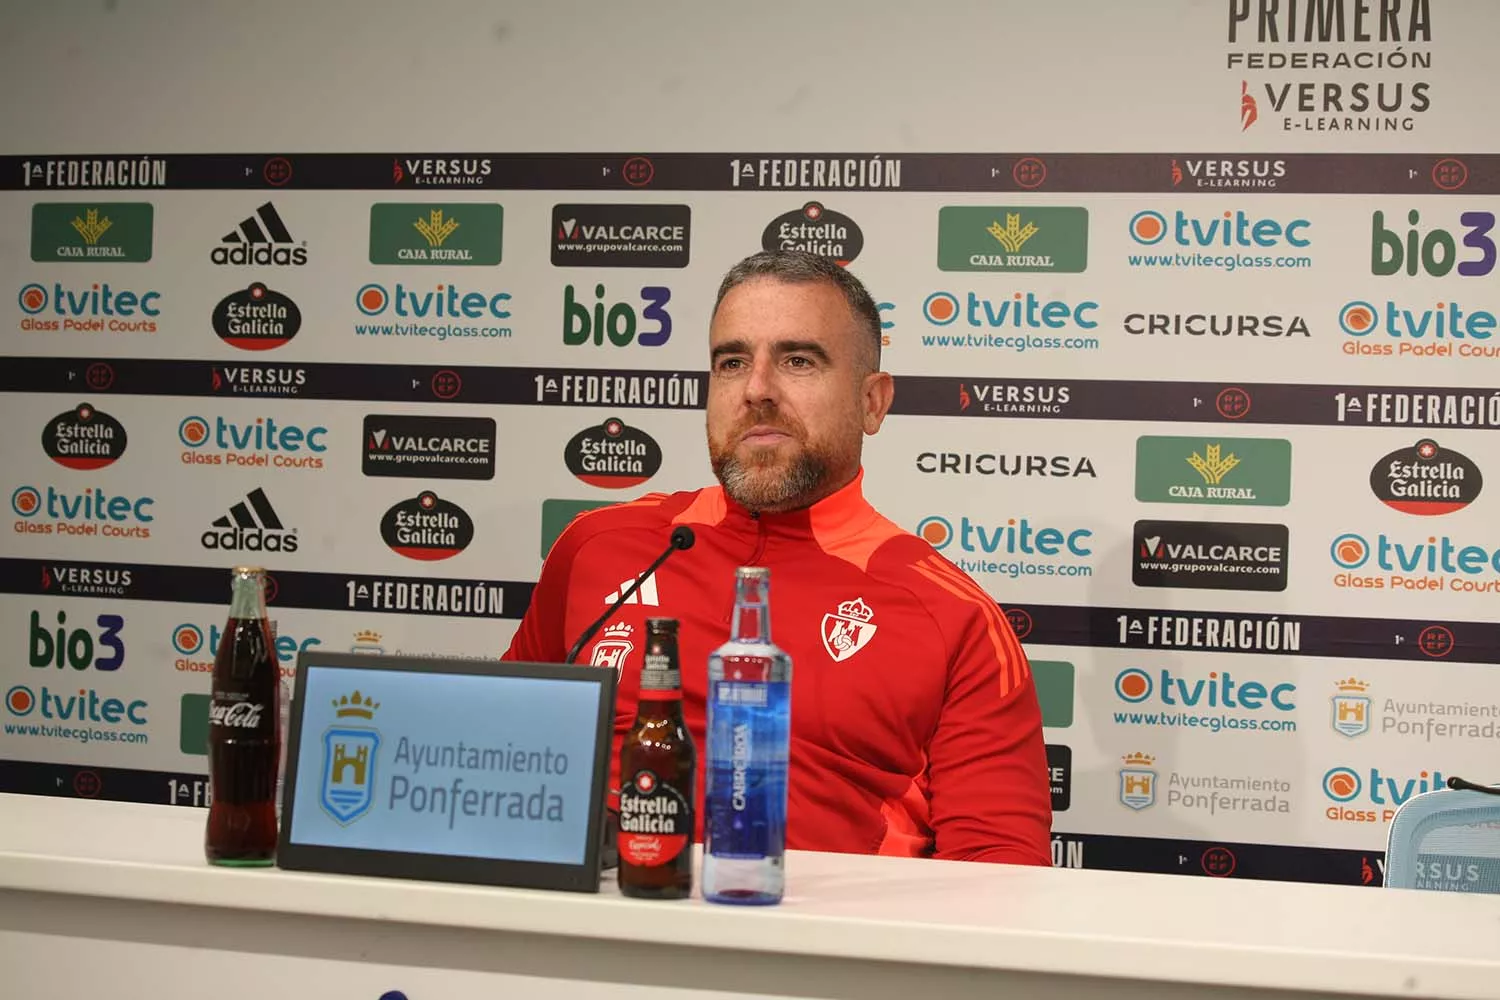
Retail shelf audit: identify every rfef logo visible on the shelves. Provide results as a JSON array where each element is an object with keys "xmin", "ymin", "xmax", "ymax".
[
  {"xmin": 201, "ymin": 487, "xmax": 299, "ymax": 553},
  {"xmin": 213, "ymin": 283, "xmax": 301, "ymax": 351},
  {"xmin": 562, "ymin": 284, "xmax": 671, "ymax": 347},
  {"xmin": 1134, "ymin": 436, "xmax": 1292, "ymax": 507},
  {"xmin": 213, "ymin": 201, "xmax": 307, "ymax": 266},
  {"xmin": 1133, "ymin": 520, "xmax": 1289, "ymax": 592},
  {"xmin": 761, "ymin": 201, "xmax": 863, "ymax": 266},
  {"xmin": 381, "ymin": 491, "xmax": 474, "ymax": 561},
  {"xmin": 1371, "ymin": 209, "xmax": 1496, "ymax": 278},
  {"xmin": 1370, "ymin": 439, "xmax": 1482, "ymax": 515},
  {"xmin": 28, "ymin": 609, "xmax": 126, "ymax": 671},
  {"xmin": 937, "ymin": 206, "xmax": 1088, "ymax": 273},
  {"xmin": 42, "ymin": 403, "xmax": 127, "ymax": 470},
  {"xmin": 552, "ymin": 204, "xmax": 690, "ymax": 268},
  {"xmin": 31, "ymin": 203, "xmax": 154, "ymax": 262},
  {"xmin": 179, "ymin": 414, "xmax": 327, "ymax": 470},
  {"xmin": 564, "ymin": 418, "xmax": 662, "ymax": 488},
  {"xmin": 362, "ymin": 415, "xmax": 495, "ymax": 481},
  {"xmin": 11, "ymin": 484, "xmax": 154, "ymax": 540},
  {"xmin": 1323, "ymin": 766, "xmax": 1446, "ymax": 824},
  {"xmin": 369, "ymin": 203, "xmax": 503, "ymax": 265}
]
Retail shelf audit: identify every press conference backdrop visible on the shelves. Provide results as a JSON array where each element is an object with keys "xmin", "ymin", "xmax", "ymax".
[{"xmin": 1, "ymin": 0, "xmax": 1497, "ymax": 890}]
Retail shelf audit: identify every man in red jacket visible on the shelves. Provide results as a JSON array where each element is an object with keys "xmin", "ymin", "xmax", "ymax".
[{"xmin": 503, "ymin": 249, "xmax": 1052, "ymax": 865}]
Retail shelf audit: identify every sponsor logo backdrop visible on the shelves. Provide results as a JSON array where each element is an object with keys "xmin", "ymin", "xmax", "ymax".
[{"xmin": 2, "ymin": 0, "xmax": 1497, "ymax": 889}]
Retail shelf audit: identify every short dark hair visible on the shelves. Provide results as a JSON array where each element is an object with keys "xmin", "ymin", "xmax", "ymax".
[{"xmin": 711, "ymin": 249, "xmax": 883, "ymax": 373}]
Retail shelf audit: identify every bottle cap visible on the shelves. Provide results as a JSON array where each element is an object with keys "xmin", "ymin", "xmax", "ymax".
[
  {"xmin": 232, "ymin": 565, "xmax": 266, "ymax": 575},
  {"xmin": 645, "ymin": 617, "xmax": 679, "ymax": 633}
]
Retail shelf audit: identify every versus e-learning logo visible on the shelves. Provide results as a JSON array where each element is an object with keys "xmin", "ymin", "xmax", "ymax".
[
  {"xmin": 1125, "ymin": 210, "xmax": 1312, "ymax": 271},
  {"xmin": 354, "ymin": 283, "xmax": 513, "ymax": 341},
  {"xmin": 1112, "ymin": 667, "xmax": 1296, "ymax": 735},
  {"xmin": 1330, "ymin": 531, "xmax": 1500, "ymax": 594},
  {"xmin": 914, "ymin": 515, "xmax": 1094, "ymax": 579},
  {"xmin": 178, "ymin": 415, "xmax": 328, "ymax": 470},
  {"xmin": 17, "ymin": 281, "xmax": 161, "ymax": 333},
  {"xmin": 1337, "ymin": 299, "xmax": 1499, "ymax": 360}
]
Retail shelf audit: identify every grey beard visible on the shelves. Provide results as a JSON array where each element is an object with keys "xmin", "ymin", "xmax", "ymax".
[{"xmin": 714, "ymin": 450, "xmax": 829, "ymax": 512}]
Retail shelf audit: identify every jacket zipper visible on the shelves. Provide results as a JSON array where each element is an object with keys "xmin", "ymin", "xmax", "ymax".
[{"xmin": 723, "ymin": 512, "xmax": 769, "ymax": 625}]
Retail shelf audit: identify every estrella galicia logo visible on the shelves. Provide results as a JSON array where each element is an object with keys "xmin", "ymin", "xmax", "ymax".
[
  {"xmin": 380, "ymin": 491, "xmax": 474, "ymax": 561},
  {"xmin": 320, "ymin": 690, "xmax": 382, "ymax": 825},
  {"xmin": 1370, "ymin": 439, "xmax": 1482, "ymax": 516},
  {"xmin": 762, "ymin": 201, "xmax": 864, "ymax": 266},
  {"xmin": 564, "ymin": 417, "xmax": 662, "ymax": 488},
  {"xmin": 43, "ymin": 402, "xmax": 127, "ymax": 470},
  {"xmin": 213, "ymin": 283, "xmax": 301, "ymax": 351}
]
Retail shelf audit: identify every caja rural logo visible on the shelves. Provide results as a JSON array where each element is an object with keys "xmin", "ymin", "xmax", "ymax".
[
  {"xmin": 381, "ymin": 491, "xmax": 474, "ymax": 561},
  {"xmin": 42, "ymin": 403, "xmax": 127, "ymax": 470}
]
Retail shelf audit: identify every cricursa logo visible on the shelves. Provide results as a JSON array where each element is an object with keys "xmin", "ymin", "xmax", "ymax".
[
  {"xmin": 178, "ymin": 414, "xmax": 328, "ymax": 470},
  {"xmin": 354, "ymin": 282, "xmax": 513, "ymax": 342},
  {"xmin": 936, "ymin": 206, "xmax": 1088, "ymax": 273},
  {"xmin": 1371, "ymin": 209, "xmax": 1496, "ymax": 279},
  {"xmin": 1323, "ymin": 766, "xmax": 1446, "ymax": 824},
  {"xmin": 213, "ymin": 283, "xmax": 301, "ymax": 350},
  {"xmin": 920, "ymin": 291, "xmax": 1100, "ymax": 354},
  {"xmin": 1133, "ymin": 520, "xmax": 1289, "ymax": 592},
  {"xmin": 362, "ymin": 415, "xmax": 495, "ymax": 481},
  {"xmin": 17, "ymin": 281, "xmax": 161, "ymax": 333},
  {"xmin": 43, "ymin": 403, "xmax": 127, "ymax": 470},
  {"xmin": 914, "ymin": 515, "xmax": 1093, "ymax": 580},
  {"xmin": 1338, "ymin": 299, "xmax": 1499, "ymax": 360},
  {"xmin": 1126, "ymin": 210, "xmax": 1311, "ymax": 271},
  {"xmin": 212, "ymin": 201, "xmax": 307, "ymax": 266},
  {"xmin": 11, "ymin": 484, "xmax": 154, "ymax": 540},
  {"xmin": 761, "ymin": 201, "xmax": 863, "ymax": 266},
  {"xmin": 369, "ymin": 203, "xmax": 504, "ymax": 265},
  {"xmin": 565, "ymin": 417, "xmax": 662, "ymax": 488},
  {"xmin": 381, "ymin": 491, "xmax": 474, "ymax": 561},
  {"xmin": 1330, "ymin": 531, "xmax": 1500, "ymax": 594},
  {"xmin": 1123, "ymin": 313, "xmax": 1309, "ymax": 339},
  {"xmin": 1112, "ymin": 666, "xmax": 1297, "ymax": 735},
  {"xmin": 31, "ymin": 202, "xmax": 154, "ymax": 262},
  {"xmin": 915, "ymin": 452, "xmax": 1096, "ymax": 479},
  {"xmin": 1369, "ymin": 439, "xmax": 1481, "ymax": 515}
]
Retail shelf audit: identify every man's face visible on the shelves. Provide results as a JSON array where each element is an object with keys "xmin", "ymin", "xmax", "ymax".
[{"xmin": 706, "ymin": 277, "xmax": 888, "ymax": 513}]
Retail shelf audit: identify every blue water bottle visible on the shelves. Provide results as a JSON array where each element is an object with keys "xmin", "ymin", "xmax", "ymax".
[{"xmin": 702, "ymin": 566, "xmax": 792, "ymax": 905}]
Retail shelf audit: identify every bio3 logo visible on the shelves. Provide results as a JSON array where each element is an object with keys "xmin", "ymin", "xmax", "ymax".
[
  {"xmin": 563, "ymin": 284, "xmax": 671, "ymax": 347},
  {"xmin": 28, "ymin": 609, "xmax": 125, "ymax": 671},
  {"xmin": 1372, "ymin": 209, "xmax": 1497, "ymax": 278}
]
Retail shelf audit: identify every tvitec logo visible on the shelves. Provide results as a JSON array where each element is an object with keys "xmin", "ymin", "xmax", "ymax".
[
  {"xmin": 18, "ymin": 281, "xmax": 160, "ymax": 333},
  {"xmin": 1112, "ymin": 666, "xmax": 1296, "ymax": 735},
  {"xmin": 11, "ymin": 484, "xmax": 154, "ymax": 539},
  {"xmin": 1371, "ymin": 209, "xmax": 1496, "ymax": 278},
  {"xmin": 1337, "ymin": 299, "xmax": 1498, "ymax": 360},
  {"xmin": 1128, "ymin": 209, "xmax": 1310, "ymax": 250},
  {"xmin": 178, "ymin": 415, "xmax": 327, "ymax": 470},
  {"xmin": 1323, "ymin": 766, "xmax": 1446, "ymax": 824},
  {"xmin": 915, "ymin": 515, "xmax": 1093, "ymax": 580},
  {"xmin": 1330, "ymin": 531, "xmax": 1500, "ymax": 594},
  {"xmin": 171, "ymin": 621, "xmax": 319, "ymax": 679},
  {"xmin": 29, "ymin": 609, "xmax": 125, "ymax": 671},
  {"xmin": 563, "ymin": 284, "xmax": 672, "ymax": 347},
  {"xmin": 354, "ymin": 282, "xmax": 513, "ymax": 342}
]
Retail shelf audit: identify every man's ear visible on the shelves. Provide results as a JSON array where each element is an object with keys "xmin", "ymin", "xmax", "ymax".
[{"xmin": 861, "ymin": 370, "xmax": 895, "ymax": 435}]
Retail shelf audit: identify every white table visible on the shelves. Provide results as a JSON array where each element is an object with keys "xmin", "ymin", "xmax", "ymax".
[{"xmin": 1, "ymin": 794, "xmax": 1496, "ymax": 1000}]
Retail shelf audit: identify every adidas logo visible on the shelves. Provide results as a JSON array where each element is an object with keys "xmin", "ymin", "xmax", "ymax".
[
  {"xmin": 211, "ymin": 202, "xmax": 308, "ymax": 267},
  {"xmin": 200, "ymin": 486, "xmax": 300, "ymax": 553},
  {"xmin": 603, "ymin": 572, "xmax": 658, "ymax": 607}
]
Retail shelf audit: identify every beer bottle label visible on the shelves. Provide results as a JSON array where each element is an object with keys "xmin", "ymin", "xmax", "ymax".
[
  {"xmin": 638, "ymin": 652, "xmax": 681, "ymax": 699},
  {"xmin": 618, "ymin": 768, "xmax": 692, "ymax": 867}
]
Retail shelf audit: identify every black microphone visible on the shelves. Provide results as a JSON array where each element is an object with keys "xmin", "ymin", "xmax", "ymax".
[{"xmin": 564, "ymin": 525, "xmax": 695, "ymax": 665}]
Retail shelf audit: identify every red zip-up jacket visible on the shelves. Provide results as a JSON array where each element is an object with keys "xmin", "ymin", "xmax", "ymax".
[{"xmin": 502, "ymin": 469, "xmax": 1052, "ymax": 865}]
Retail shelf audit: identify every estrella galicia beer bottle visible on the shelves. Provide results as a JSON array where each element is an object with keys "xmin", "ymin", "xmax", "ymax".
[
  {"xmin": 617, "ymin": 618, "xmax": 696, "ymax": 898},
  {"xmin": 206, "ymin": 566, "xmax": 281, "ymax": 866}
]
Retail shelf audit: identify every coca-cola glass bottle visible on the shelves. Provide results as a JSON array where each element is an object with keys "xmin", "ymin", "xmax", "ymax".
[{"xmin": 206, "ymin": 566, "xmax": 281, "ymax": 866}]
